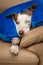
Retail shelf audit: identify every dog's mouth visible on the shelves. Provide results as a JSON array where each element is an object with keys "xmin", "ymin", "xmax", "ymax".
[{"xmin": 18, "ymin": 33, "xmax": 25, "ymax": 38}]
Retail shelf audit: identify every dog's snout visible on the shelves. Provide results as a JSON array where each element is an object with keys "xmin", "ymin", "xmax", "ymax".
[{"xmin": 19, "ymin": 30, "xmax": 24, "ymax": 35}]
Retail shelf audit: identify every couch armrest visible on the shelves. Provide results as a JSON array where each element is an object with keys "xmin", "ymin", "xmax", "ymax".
[
  {"xmin": 0, "ymin": 40, "xmax": 39, "ymax": 65},
  {"xmin": 27, "ymin": 43, "xmax": 43, "ymax": 65},
  {"xmin": 20, "ymin": 26, "xmax": 43, "ymax": 48}
]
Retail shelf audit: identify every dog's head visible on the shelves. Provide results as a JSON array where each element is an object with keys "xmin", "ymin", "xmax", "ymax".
[
  {"xmin": 15, "ymin": 13, "xmax": 31, "ymax": 37},
  {"xmin": 7, "ymin": 4, "xmax": 37, "ymax": 37}
]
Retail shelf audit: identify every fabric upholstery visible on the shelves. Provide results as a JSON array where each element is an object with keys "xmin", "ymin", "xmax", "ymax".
[
  {"xmin": 0, "ymin": 0, "xmax": 29, "ymax": 13},
  {"xmin": 0, "ymin": 0, "xmax": 43, "ymax": 65},
  {"xmin": 20, "ymin": 26, "xmax": 43, "ymax": 47},
  {"xmin": 27, "ymin": 43, "xmax": 43, "ymax": 65},
  {"xmin": 0, "ymin": 40, "xmax": 39, "ymax": 65}
]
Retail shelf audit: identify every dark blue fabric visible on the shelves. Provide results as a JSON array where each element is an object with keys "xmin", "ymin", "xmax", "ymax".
[
  {"xmin": 0, "ymin": 1, "xmax": 35, "ymax": 17},
  {"xmin": 0, "ymin": 17, "xmax": 18, "ymax": 42},
  {"xmin": 0, "ymin": 0, "xmax": 43, "ymax": 42},
  {"xmin": 0, "ymin": 1, "xmax": 35, "ymax": 42},
  {"xmin": 32, "ymin": 0, "xmax": 43, "ymax": 5},
  {"xmin": 31, "ymin": 0, "xmax": 43, "ymax": 27},
  {"xmin": 31, "ymin": 5, "xmax": 43, "ymax": 27}
]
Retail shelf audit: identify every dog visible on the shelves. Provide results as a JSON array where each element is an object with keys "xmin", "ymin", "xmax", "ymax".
[{"xmin": 8, "ymin": 4, "xmax": 37, "ymax": 55}]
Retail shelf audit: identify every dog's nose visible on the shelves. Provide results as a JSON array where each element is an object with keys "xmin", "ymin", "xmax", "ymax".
[{"xmin": 19, "ymin": 30, "xmax": 24, "ymax": 35}]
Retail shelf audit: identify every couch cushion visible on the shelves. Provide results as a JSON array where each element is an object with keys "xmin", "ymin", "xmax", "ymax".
[
  {"xmin": 0, "ymin": 40, "xmax": 39, "ymax": 65},
  {"xmin": 27, "ymin": 43, "xmax": 43, "ymax": 65},
  {"xmin": 0, "ymin": 0, "xmax": 28, "ymax": 13},
  {"xmin": 20, "ymin": 26, "xmax": 43, "ymax": 47}
]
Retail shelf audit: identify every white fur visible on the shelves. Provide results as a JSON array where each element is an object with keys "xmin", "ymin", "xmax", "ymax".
[
  {"xmin": 14, "ymin": 13, "xmax": 32, "ymax": 36},
  {"xmin": 10, "ymin": 45, "xmax": 19, "ymax": 55},
  {"xmin": 10, "ymin": 13, "xmax": 32, "ymax": 55}
]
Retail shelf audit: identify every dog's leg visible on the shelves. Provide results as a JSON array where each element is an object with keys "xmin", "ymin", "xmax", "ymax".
[{"xmin": 10, "ymin": 38, "xmax": 20, "ymax": 55}]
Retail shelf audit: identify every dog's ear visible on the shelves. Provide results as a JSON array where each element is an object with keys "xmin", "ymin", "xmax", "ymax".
[
  {"xmin": 11, "ymin": 14, "xmax": 17, "ymax": 21},
  {"xmin": 20, "ymin": 10, "xmax": 32, "ymax": 15},
  {"xmin": 6, "ymin": 14, "xmax": 17, "ymax": 21},
  {"xmin": 21, "ymin": 4, "xmax": 37, "ymax": 15},
  {"xmin": 29, "ymin": 3, "xmax": 37, "ymax": 12}
]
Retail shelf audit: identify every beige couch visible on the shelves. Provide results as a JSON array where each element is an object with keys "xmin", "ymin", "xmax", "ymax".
[{"xmin": 0, "ymin": 0, "xmax": 43, "ymax": 65}]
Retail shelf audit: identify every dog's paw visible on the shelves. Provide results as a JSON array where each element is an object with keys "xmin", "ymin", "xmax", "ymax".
[
  {"xmin": 12, "ymin": 38, "xmax": 20, "ymax": 45},
  {"xmin": 10, "ymin": 45, "xmax": 19, "ymax": 55}
]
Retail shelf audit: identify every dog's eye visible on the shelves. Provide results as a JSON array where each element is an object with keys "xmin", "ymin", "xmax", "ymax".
[{"xmin": 16, "ymin": 22, "xmax": 19, "ymax": 24}]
